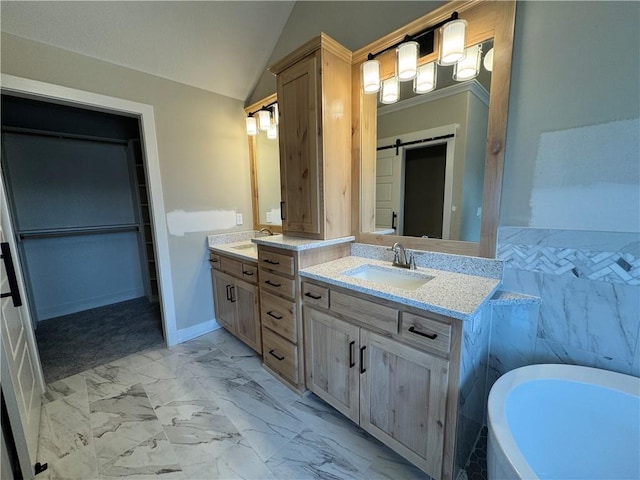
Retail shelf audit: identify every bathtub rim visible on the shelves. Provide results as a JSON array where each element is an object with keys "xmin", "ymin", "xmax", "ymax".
[{"xmin": 487, "ymin": 363, "xmax": 640, "ymax": 480}]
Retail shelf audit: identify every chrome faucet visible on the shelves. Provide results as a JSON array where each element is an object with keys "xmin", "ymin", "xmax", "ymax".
[
  {"xmin": 389, "ymin": 242, "xmax": 416, "ymax": 269},
  {"xmin": 259, "ymin": 228, "xmax": 274, "ymax": 236}
]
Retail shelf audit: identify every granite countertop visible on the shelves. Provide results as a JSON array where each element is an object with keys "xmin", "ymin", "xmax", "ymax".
[
  {"xmin": 251, "ymin": 234, "xmax": 355, "ymax": 251},
  {"xmin": 299, "ymin": 256, "xmax": 501, "ymax": 321},
  {"xmin": 208, "ymin": 240, "xmax": 258, "ymax": 262}
]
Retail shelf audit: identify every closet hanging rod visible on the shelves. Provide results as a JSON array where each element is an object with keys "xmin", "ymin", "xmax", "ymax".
[
  {"xmin": 19, "ymin": 224, "xmax": 139, "ymax": 240},
  {"xmin": 377, "ymin": 133, "xmax": 454, "ymax": 155},
  {"xmin": 2, "ymin": 126, "xmax": 130, "ymax": 145}
]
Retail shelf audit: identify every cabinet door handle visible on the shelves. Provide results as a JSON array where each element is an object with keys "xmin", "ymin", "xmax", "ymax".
[
  {"xmin": 408, "ymin": 326, "xmax": 437, "ymax": 340},
  {"xmin": 304, "ymin": 292, "xmax": 322, "ymax": 300},
  {"xmin": 225, "ymin": 284, "xmax": 232, "ymax": 301},
  {"xmin": 229, "ymin": 286, "xmax": 236, "ymax": 303},
  {"xmin": 265, "ymin": 280, "xmax": 281, "ymax": 288},
  {"xmin": 242, "ymin": 270, "xmax": 254, "ymax": 276},
  {"xmin": 263, "ymin": 259, "xmax": 280, "ymax": 266},
  {"xmin": 266, "ymin": 311, "xmax": 283, "ymax": 320},
  {"xmin": 359, "ymin": 346, "xmax": 367, "ymax": 374},
  {"xmin": 280, "ymin": 201, "xmax": 286, "ymax": 220},
  {"xmin": 349, "ymin": 341, "xmax": 355, "ymax": 368},
  {"xmin": 269, "ymin": 349, "xmax": 285, "ymax": 361}
]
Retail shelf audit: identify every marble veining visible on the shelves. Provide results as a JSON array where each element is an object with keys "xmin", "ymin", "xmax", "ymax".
[
  {"xmin": 252, "ymin": 234, "xmax": 355, "ymax": 251},
  {"xmin": 300, "ymin": 255, "xmax": 500, "ymax": 320},
  {"xmin": 36, "ymin": 328, "xmax": 431, "ymax": 479}
]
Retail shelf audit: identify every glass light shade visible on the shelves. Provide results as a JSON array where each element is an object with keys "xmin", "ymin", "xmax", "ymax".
[
  {"xmin": 362, "ymin": 59, "xmax": 381, "ymax": 93},
  {"xmin": 267, "ymin": 122, "xmax": 277, "ymax": 140},
  {"xmin": 246, "ymin": 116, "xmax": 257, "ymax": 136},
  {"xmin": 380, "ymin": 77, "xmax": 399, "ymax": 104},
  {"xmin": 272, "ymin": 104, "xmax": 279, "ymax": 125},
  {"xmin": 453, "ymin": 44, "xmax": 482, "ymax": 81},
  {"xmin": 257, "ymin": 109, "xmax": 271, "ymax": 131},
  {"xmin": 396, "ymin": 41, "xmax": 419, "ymax": 81},
  {"xmin": 483, "ymin": 47, "xmax": 494, "ymax": 72},
  {"xmin": 413, "ymin": 62, "xmax": 437, "ymax": 94},
  {"xmin": 439, "ymin": 19, "xmax": 467, "ymax": 66}
]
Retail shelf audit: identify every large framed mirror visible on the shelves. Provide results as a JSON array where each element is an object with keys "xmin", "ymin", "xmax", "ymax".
[
  {"xmin": 245, "ymin": 93, "xmax": 283, "ymax": 233},
  {"xmin": 352, "ymin": 0, "xmax": 516, "ymax": 257}
]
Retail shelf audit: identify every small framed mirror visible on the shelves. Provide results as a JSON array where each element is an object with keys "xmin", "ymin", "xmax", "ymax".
[{"xmin": 244, "ymin": 93, "xmax": 283, "ymax": 233}]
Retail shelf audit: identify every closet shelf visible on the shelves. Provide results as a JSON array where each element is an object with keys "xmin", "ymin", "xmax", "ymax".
[{"xmin": 19, "ymin": 224, "xmax": 139, "ymax": 239}]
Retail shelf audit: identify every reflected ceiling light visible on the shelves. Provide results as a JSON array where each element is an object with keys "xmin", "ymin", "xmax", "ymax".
[
  {"xmin": 414, "ymin": 62, "xmax": 437, "ymax": 94},
  {"xmin": 257, "ymin": 109, "xmax": 271, "ymax": 131},
  {"xmin": 267, "ymin": 122, "xmax": 278, "ymax": 140},
  {"xmin": 362, "ymin": 58, "xmax": 381, "ymax": 93},
  {"xmin": 439, "ymin": 19, "xmax": 467, "ymax": 66},
  {"xmin": 272, "ymin": 103, "xmax": 279, "ymax": 125},
  {"xmin": 396, "ymin": 41, "xmax": 419, "ymax": 81},
  {"xmin": 454, "ymin": 44, "xmax": 482, "ymax": 81},
  {"xmin": 246, "ymin": 116, "xmax": 258, "ymax": 136},
  {"xmin": 483, "ymin": 47, "xmax": 494, "ymax": 72},
  {"xmin": 380, "ymin": 77, "xmax": 400, "ymax": 104}
]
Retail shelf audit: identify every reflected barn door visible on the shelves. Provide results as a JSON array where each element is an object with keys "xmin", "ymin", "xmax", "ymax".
[
  {"xmin": 1, "ymin": 174, "xmax": 43, "ymax": 479},
  {"xmin": 403, "ymin": 144, "xmax": 446, "ymax": 238},
  {"xmin": 375, "ymin": 149, "xmax": 402, "ymax": 233}
]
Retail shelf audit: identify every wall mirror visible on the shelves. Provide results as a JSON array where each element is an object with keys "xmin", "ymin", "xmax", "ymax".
[
  {"xmin": 352, "ymin": 0, "xmax": 516, "ymax": 257},
  {"xmin": 244, "ymin": 93, "xmax": 283, "ymax": 233}
]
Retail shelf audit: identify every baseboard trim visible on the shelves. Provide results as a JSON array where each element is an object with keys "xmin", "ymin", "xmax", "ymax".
[
  {"xmin": 37, "ymin": 288, "xmax": 145, "ymax": 321},
  {"xmin": 176, "ymin": 319, "xmax": 221, "ymax": 343}
]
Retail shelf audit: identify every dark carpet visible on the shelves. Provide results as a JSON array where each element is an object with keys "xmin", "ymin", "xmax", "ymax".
[{"xmin": 35, "ymin": 297, "xmax": 164, "ymax": 383}]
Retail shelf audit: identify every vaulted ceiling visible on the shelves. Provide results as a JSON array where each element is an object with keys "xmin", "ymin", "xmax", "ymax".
[{"xmin": 0, "ymin": 1, "xmax": 296, "ymax": 101}]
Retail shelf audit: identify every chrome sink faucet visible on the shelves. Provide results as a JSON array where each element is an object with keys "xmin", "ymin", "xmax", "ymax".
[
  {"xmin": 259, "ymin": 227, "xmax": 274, "ymax": 236},
  {"xmin": 389, "ymin": 242, "xmax": 416, "ymax": 269}
]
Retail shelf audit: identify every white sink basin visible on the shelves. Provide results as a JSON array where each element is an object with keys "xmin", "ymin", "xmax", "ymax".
[
  {"xmin": 343, "ymin": 264, "xmax": 433, "ymax": 291},
  {"xmin": 231, "ymin": 243, "xmax": 256, "ymax": 251}
]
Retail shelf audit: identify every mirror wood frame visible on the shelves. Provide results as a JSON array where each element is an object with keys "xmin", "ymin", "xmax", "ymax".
[
  {"xmin": 351, "ymin": 0, "xmax": 516, "ymax": 258},
  {"xmin": 245, "ymin": 92, "xmax": 283, "ymax": 234}
]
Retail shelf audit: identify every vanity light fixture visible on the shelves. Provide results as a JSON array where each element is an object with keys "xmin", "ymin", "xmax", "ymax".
[
  {"xmin": 483, "ymin": 47, "xmax": 494, "ymax": 72},
  {"xmin": 453, "ymin": 44, "xmax": 482, "ymax": 81},
  {"xmin": 413, "ymin": 61, "xmax": 437, "ymax": 94},
  {"xmin": 245, "ymin": 101, "xmax": 278, "ymax": 139},
  {"xmin": 362, "ymin": 58, "xmax": 381, "ymax": 93},
  {"xmin": 396, "ymin": 41, "xmax": 419, "ymax": 81},
  {"xmin": 380, "ymin": 77, "xmax": 400, "ymax": 104},
  {"xmin": 438, "ymin": 19, "xmax": 467, "ymax": 66},
  {"xmin": 245, "ymin": 116, "xmax": 258, "ymax": 136}
]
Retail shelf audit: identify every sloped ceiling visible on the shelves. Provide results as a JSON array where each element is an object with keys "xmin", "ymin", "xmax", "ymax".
[{"xmin": 0, "ymin": 1, "xmax": 295, "ymax": 101}]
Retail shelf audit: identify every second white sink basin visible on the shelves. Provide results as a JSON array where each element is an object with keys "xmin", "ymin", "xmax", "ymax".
[
  {"xmin": 231, "ymin": 243, "xmax": 256, "ymax": 251},
  {"xmin": 343, "ymin": 264, "xmax": 433, "ymax": 291}
]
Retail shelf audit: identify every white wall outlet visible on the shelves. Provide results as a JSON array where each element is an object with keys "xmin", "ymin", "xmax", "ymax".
[
  {"xmin": 476, "ymin": 207, "xmax": 482, "ymax": 217},
  {"xmin": 236, "ymin": 213, "xmax": 243, "ymax": 225},
  {"xmin": 266, "ymin": 212, "xmax": 273, "ymax": 223}
]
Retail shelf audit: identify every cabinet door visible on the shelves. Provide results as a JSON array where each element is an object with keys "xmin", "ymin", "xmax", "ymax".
[
  {"xmin": 360, "ymin": 330, "xmax": 449, "ymax": 480},
  {"xmin": 211, "ymin": 269, "xmax": 236, "ymax": 334},
  {"xmin": 234, "ymin": 278, "xmax": 262, "ymax": 354},
  {"xmin": 277, "ymin": 52, "xmax": 321, "ymax": 237},
  {"xmin": 304, "ymin": 307, "xmax": 360, "ymax": 423}
]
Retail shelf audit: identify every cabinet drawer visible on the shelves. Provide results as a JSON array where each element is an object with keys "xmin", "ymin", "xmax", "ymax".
[
  {"xmin": 260, "ymin": 269, "xmax": 295, "ymax": 299},
  {"xmin": 263, "ymin": 328, "xmax": 299, "ymax": 385},
  {"xmin": 220, "ymin": 256, "xmax": 242, "ymax": 277},
  {"xmin": 261, "ymin": 291, "xmax": 297, "ymax": 342},
  {"xmin": 302, "ymin": 282, "xmax": 329, "ymax": 309},
  {"xmin": 209, "ymin": 253, "xmax": 221, "ymax": 269},
  {"xmin": 331, "ymin": 291, "xmax": 398, "ymax": 335},
  {"xmin": 258, "ymin": 249, "xmax": 295, "ymax": 276},
  {"xmin": 400, "ymin": 312, "xmax": 452, "ymax": 356},
  {"xmin": 241, "ymin": 263, "xmax": 258, "ymax": 284}
]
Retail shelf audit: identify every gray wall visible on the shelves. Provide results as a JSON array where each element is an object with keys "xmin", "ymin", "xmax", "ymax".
[{"xmin": 1, "ymin": 33, "xmax": 253, "ymax": 334}]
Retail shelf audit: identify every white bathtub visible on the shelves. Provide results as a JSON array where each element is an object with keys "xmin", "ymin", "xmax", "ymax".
[{"xmin": 487, "ymin": 364, "xmax": 640, "ymax": 480}]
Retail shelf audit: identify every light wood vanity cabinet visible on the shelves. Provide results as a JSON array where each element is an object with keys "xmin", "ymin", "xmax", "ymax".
[
  {"xmin": 270, "ymin": 34, "xmax": 352, "ymax": 240},
  {"xmin": 303, "ymin": 280, "xmax": 460, "ymax": 480},
  {"xmin": 209, "ymin": 252, "xmax": 261, "ymax": 354}
]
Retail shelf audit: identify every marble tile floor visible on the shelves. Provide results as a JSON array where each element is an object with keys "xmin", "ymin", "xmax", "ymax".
[{"xmin": 36, "ymin": 328, "xmax": 432, "ymax": 480}]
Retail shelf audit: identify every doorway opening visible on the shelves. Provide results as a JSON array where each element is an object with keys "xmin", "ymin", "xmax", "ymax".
[{"xmin": 1, "ymin": 94, "xmax": 164, "ymax": 382}]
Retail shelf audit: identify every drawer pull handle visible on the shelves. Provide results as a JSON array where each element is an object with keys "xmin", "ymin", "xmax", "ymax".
[
  {"xmin": 349, "ymin": 341, "xmax": 355, "ymax": 368},
  {"xmin": 263, "ymin": 259, "xmax": 280, "ymax": 265},
  {"xmin": 269, "ymin": 349, "xmax": 285, "ymax": 361},
  {"xmin": 243, "ymin": 270, "xmax": 254, "ymax": 276},
  {"xmin": 359, "ymin": 346, "xmax": 367, "ymax": 374},
  {"xmin": 265, "ymin": 280, "xmax": 281, "ymax": 288},
  {"xmin": 210, "ymin": 258, "xmax": 219, "ymax": 263},
  {"xmin": 408, "ymin": 326, "xmax": 438, "ymax": 340},
  {"xmin": 304, "ymin": 292, "xmax": 322, "ymax": 300},
  {"xmin": 267, "ymin": 311, "xmax": 283, "ymax": 320}
]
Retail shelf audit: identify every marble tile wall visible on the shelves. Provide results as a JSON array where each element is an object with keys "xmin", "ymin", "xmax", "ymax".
[{"xmin": 491, "ymin": 227, "xmax": 640, "ymax": 385}]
